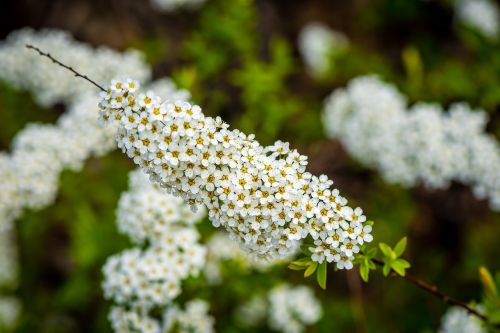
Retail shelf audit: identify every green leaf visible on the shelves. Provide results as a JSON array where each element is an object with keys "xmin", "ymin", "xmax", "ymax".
[
  {"xmin": 288, "ymin": 258, "xmax": 310, "ymax": 270},
  {"xmin": 383, "ymin": 263, "xmax": 392, "ymax": 277},
  {"xmin": 479, "ymin": 266, "xmax": 498, "ymax": 299},
  {"xmin": 379, "ymin": 243, "xmax": 393, "ymax": 258},
  {"xmin": 317, "ymin": 261, "xmax": 327, "ymax": 289},
  {"xmin": 304, "ymin": 262, "xmax": 318, "ymax": 278},
  {"xmin": 391, "ymin": 259, "xmax": 411, "ymax": 276},
  {"xmin": 394, "ymin": 237, "xmax": 407, "ymax": 257},
  {"xmin": 360, "ymin": 261, "xmax": 370, "ymax": 282}
]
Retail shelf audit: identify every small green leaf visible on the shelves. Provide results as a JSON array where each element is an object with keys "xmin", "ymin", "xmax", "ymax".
[
  {"xmin": 479, "ymin": 266, "xmax": 498, "ymax": 299},
  {"xmin": 360, "ymin": 262, "xmax": 370, "ymax": 282},
  {"xmin": 394, "ymin": 237, "xmax": 407, "ymax": 257},
  {"xmin": 288, "ymin": 258, "xmax": 311, "ymax": 270},
  {"xmin": 317, "ymin": 261, "xmax": 327, "ymax": 289},
  {"xmin": 383, "ymin": 263, "xmax": 392, "ymax": 277},
  {"xmin": 391, "ymin": 259, "xmax": 411, "ymax": 276},
  {"xmin": 379, "ymin": 243, "xmax": 392, "ymax": 258},
  {"xmin": 304, "ymin": 262, "xmax": 318, "ymax": 277}
]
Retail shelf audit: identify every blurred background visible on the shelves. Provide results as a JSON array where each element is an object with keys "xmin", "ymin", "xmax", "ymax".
[{"xmin": 0, "ymin": 0, "xmax": 499, "ymax": 332}]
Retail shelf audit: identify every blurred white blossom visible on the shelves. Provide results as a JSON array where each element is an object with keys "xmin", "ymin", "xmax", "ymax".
[
  {"xmin": 163, "ymin": 300, "xmax": 215, "ymax": 333},
  {"xmin": 323, "ymin": 75, "xmax": 500, "ymax": 210},
  {"xmin": 104, "ymin": 170, "xmax": 211, "ymax": 333},
  {"xmin": 203, "ymin": 232, "xmax": 296, "ymax": 284},
  {"xmin": 268, "ymin": 284, "xmax": 322, "ymax": 333},
  {"xmin": 439, "ymin": 307, "xmax": 485, "ymax": 333},
  {"xmin": 298, "ymin": 22, "xmax": 348, "ymax": 77},
  {"xmin": 150, "ymin": 0, "xmax": 206, "ymax": 12},
  {"xmin": 455, "ymin": 0, "xmax": 500, "ymax": 39}
]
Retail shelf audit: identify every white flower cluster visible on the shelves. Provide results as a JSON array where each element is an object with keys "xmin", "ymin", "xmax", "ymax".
[
  {"xmin": 150, "ymin": 0, "xmax": 206, "ymax": 13},
  {"xmin": 455, "ymin": 0, "xmax": 500, "ymax": 39},
  {"xmin": 204, "ymin": 232, "xmax": 296, "ymax": 285},
  {"xmin": 104, "ymin": 170, "xmax": 211, "ymax": 333},
  {"xmin": 0, "ymin": 28, "xmax": 186, "ymax": 331},
  {"xmin": 323, "ymin": 75, "xmax": 500, "ymax": 210},
  {"xmin": 298, "ymin": 22, "xmax": 349, "ymax": 77},
  {"xmin": 103, "ymin": 169, "xmax": 206, "ymax": 309},
  {"xmin": 163, "ymin": 300, "xmax": 215, "ymax": 333},
  {"xmin": 438, "ymin": 307, "xmax": 485, "ymax": 333},
  {"xmin": 268, "ymin": 284, "xmax": 322, "ymax": 333},
  {"xmin": 98, "ymin": 78, "xmax": 373, "ymax": 270},
  {"xmin": 0, "ymin": 28, "xmax": 153, "ymax": 225},
  {"xmin": 0, "ymin": 28, "xmax": 150, "ymax": 106},
  {"xmin": 110, "ymin": 299, "xmax": 214, "ymax": 333}
]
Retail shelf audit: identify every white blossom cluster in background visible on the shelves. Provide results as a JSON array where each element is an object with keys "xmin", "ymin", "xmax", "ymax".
[
  {"xmin": 323, "ymin": 75, "xmax": 500, "ymax": 210},
  {"xmin": 455, "ymin": 0, "xmax": 500, "ymax": 39},
  {"xmin": 150, "ymin": 0, "xmax": 206, "ymax": 13},
  {"xmin": 268, "ymin": 284, "xmax": 322, "ymax": 333},
  {"xmin": 0, "ymin": 28, "xmax": 189, "ymax": 332},
  {"xmin": 163, "ymin": 300, "xmax": 215, "ymax": 333},
  {"xmin": 103, "ymin": 170, "xmax": 213, "ymax": 333},
  {"xmin": 203, "ymin": 232, "xmax": 296, "ymax": 284},
  {"xmin": 235, "ymin": 285, "xmax": 322, "ymax": 333},
  {"xmin": 0, "ymin": 28, "xmax": 152, "ymax": 226},
  {"xmin": 0, "ymin": 28, "xmax": 150, "ymax": 106},
  {"xmin": 297, "ymin": 22, "xmax": 349, "ymax": 78},
  {"xmin": 98, "ymin": 78, "xmax": 373, "ymax": 270},
  {"xmin": 438, "ymin": 307, "xmax": 485, "ymax": 333}
]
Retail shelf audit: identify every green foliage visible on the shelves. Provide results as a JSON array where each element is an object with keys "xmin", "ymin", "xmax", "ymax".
[
  {"xmin": 316, "ymin": 262, "xmax": 327, "ymax": 290},
  {"xmin": 358, "ymin": 248, "xmax": 377, "ymax": 282},
  {"xmin": 379, "ymin": 237, "xmax": 411, "ymax": 277},
  {"xmin": 479, "ymin": 267, "xmax": 500, "ymax": 325}
]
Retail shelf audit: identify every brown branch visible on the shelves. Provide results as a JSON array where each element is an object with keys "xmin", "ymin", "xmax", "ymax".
[
  {"xmin": 25, "ymin": 44, "xmax": 106, "ymax": 92},
  {"xmin": 371, "ymin": 257, "xmax": 491, "ymax": 325}
]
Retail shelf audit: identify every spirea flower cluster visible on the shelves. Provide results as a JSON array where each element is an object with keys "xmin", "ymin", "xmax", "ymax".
[
  {"xmin": 0, "ymin": 28, "xmax": 150, "ymax": 106},
  {"xmin": 323, "ymin": 75, "xmax": 500, "ymax": 210},
  {"xmin": 439, "ymin": 307, "xmax": 485, "ymax": 333},
  {"xmin": 298, "ymin": 22, "xmax": 348, "ymax": 77},
  {"xmin": 455, "ymin": 0, "xmax": 499, "ymax": 39},
  {"xmin": 0, "ymin": 29, "xmax": 188, "ymax": 331},
  {"xmin": 98, "ymin": 78, "xmax": 373, "ymax": 270},
  {"xmin": 0, "ymin": 28, "xmax": 154, "ymax": 226},
  {"xmin": 150, "ymin": 0, "xmax": 206, "ymax": 12},
  {"xmin": 103, "ymin": 170, "xmax": 206, "ymax": 311},
  {"xmin": 268, "ymin": 284, "xmax": 322, "ymax": 333}
]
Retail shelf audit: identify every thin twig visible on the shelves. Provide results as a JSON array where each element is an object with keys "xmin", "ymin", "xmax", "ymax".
[
  {"xmin": 371, "ymin": 258, "xmax": 491, "ymax": 324},
  {"xmin": 25, "ymin": 44, "xmax": 106, "ymax": 92},
  {"xmin": 25, "ymin": 42, "xmax": 497, "ymax": 327}
]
